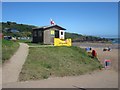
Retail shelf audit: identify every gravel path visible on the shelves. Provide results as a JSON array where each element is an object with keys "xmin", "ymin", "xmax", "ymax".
[{"xmin": 2, "ymin": 43, "xmax": 29, "ymax": 84}]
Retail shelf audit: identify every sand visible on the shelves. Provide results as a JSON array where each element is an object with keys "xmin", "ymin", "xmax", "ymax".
[
  {"xmin": 73, "ymin": 42, "xmax": 118, "ymax": 72},
  {"xmin": 73, "ymin": 42, "xmax": 119, "ymax": 49},
  {"xmin": 94, "ymin": 48, "xmax": 118, "ymax": 72}
]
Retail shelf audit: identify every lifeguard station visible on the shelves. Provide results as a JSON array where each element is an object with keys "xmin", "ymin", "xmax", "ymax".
[{"xmin": 32, "ymin": 19, "xmax": 71, "ymax": 46}]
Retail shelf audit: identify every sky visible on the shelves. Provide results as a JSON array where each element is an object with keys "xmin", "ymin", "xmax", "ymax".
[{"xmin": 2, "ymin": 2, "xmax": 118, "ymax": 38}]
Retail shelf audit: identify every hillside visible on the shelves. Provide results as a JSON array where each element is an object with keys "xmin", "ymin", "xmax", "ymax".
[
  {"xmin": 1, "ymin": 21, "xmax": 109, "ymax": 42},
  {"xmin": 1, "ymin": 21, "xmax": 36, "ymax": 37},
  {"xmin": 65, "ymin": 32, "xmax": 109, "ymax": 42},
  {"xmin": 19, "ymin": 46, "xmax": 102, "ymax": 81}
]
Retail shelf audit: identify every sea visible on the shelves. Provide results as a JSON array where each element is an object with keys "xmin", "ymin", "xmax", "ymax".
[
  {"xmin": 95, "ymin": 35, "xmax": 119, "ymax": 44},
  {"xmin": 107, "ymin": 38, "xmax": 119, "ymax": 44},
  {"xmin": 100, "ymin": 35, "xmax": 120, "ymax": 49}
]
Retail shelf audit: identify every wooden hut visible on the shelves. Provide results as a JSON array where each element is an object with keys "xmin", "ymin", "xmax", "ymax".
[{"xmin": 32, "ymin": 25, "xmax": 66, "ymax": 44}]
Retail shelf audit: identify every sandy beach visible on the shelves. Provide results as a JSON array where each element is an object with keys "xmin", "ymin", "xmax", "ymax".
[
  {"xmin": 73, "ymin": 42, "xmax": 119, "ymax": 49},
  {"xmin": 73, "ymin": 42, "xmax": 119, "ymax": 72}
]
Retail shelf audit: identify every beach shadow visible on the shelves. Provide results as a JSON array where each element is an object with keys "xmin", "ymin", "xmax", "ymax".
[{"xmin": 72, "ymin": 85, "xmax": 86, "ymax": 90}]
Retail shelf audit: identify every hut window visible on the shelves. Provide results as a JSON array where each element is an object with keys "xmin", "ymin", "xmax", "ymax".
[
  {"xmin": 38, "ymin": 31, "xmax": 42, "ymax": 37},
  {"xmin": 61, "ymin": 32, "xmax": 63, "ymax": 35},
  {"xmin": 34, "ymin": 31, "xmax": 37, "ymax": 37}
]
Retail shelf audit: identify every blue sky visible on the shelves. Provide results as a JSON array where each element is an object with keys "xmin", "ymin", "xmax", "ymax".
[{"xmin": 2, "ymin": 2, "xmax": 118, "ymax": 38}]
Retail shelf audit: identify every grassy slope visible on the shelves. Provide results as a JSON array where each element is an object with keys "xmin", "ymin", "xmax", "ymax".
[
  {"xmin": 2, "ymin": 39, "xmax": 19, "ymax": 63},
  {"xmin": 19, "ymin": 46, "xmax": 102, "ymax": 81}
]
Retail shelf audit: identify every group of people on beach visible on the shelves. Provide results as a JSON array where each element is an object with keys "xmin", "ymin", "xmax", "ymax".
[
  {"xmin": 85, "ymin": 47, "xmax": 97, "ymax": 58},
  {"xmin": 103, "ymin": 47, "xmax": 111, "ymax": 51},
  {"xmin": 85, "ymin": 46, "xmax": 111, "ymax": 69}
]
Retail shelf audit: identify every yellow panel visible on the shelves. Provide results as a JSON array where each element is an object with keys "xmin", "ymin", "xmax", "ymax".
[{"xmin": 54, "ymin": 38, "xmax": 72, "ymax": 46}]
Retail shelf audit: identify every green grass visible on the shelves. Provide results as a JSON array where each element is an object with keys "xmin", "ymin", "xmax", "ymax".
[
  {"xmin": 17, "ymin": 40, "xmax": 50, "ymax": 47},
  {"xmin": 17, "ymin": 39, "xmax": 31, "ymax": 43},
  {"xmin": 19, "ymin": 46, "xmax": 102, "ymax": 81},
  {"xmin": 27, "ymin": 42, "xmax": 43, "ymax": 46},
  {"xmin": 27, "ymin": 42, "xmax": 52, "ymax": 46},
  {"xmin": 2, "ymin": 39, "xmax": 19, "ymax": 63},
  {"xmin": 18, "ymin": 40, "xmax": 52, "ymax": 47}
]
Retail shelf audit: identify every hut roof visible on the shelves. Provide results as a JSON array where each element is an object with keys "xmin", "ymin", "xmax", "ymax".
[{"xmin": 32, "ymin": 24, "xmax": 66, "ymax": 30}]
